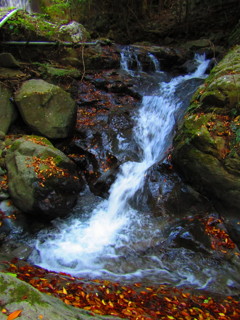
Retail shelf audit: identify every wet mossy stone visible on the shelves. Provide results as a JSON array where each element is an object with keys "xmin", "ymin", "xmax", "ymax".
[
  {"xmin": 39, "ymin": 64, "xmax": 81, "ymax": 80},
  {"xmin": 0, "ymin": 84, "xmax": 17, "ymax": 134},
  {"xmin": 0, "ymin": 272, "xmax": 120, "ymax": 320},
  {"xmin": 5, "ymin": 135, "xmax": 83, "ymax": 220},
  {"xmin": 59, "ymin": 21, "xmax": 91, "ymax": 43},
  {"xmin": 200, "ymin": 74, "xmax": 240, "ymax": 109},
  {"xmin": 173, "ymin": 45, "xmax": 240, "ymax": 213},
  {"xmin": 0, "ymin": 53, "xmax": 20, "ymax": 68},
  {"xmin": 14, "ymin": 79, "xmax": 77, "ymax": 139}
]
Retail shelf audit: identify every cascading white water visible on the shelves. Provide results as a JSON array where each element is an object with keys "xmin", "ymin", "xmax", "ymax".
[
  {"xmin": 147, "ymin": 52, "xmax": 161, "ymax": 72},
  {"xmin": 0, "ymin": 0, "xmax": 30, "ymax": 11},
  {"xmin": 31, "ymin": 50, "xmax": 211, "ymax": 282}
]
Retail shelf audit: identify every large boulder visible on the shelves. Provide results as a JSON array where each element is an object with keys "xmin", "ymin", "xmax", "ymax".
[
  {"xmin": 0, "ymin": 84, "xmax": 17, "ymax": 134},
  {"xmin": 5, "ymin": 135, "xmax": 83, "ymax": 220},
  {"xmin": 0, "ymin": 272, "xmax": 120, "ymax": 320},
  {"xmin": 59, "ymin": 21, "xmax": 91, "ymax": 43},
  {"xmin": 172, "ymin": 45, "xmax": 240, "ymax": 213},
  {"xmin": 15, "ymin": 79, "xmax": 76, "ymax": 139},
  {"xmin": 0, "ymin": 52, "xmax": 20, "ymax": 68}
]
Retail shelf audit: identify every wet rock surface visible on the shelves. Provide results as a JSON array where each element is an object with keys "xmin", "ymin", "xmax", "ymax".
[
  {"xmin": 5, "ymin": 135, "xmax": 82, "ymax": 220},
  {"xmin": 172, "ymin": 45, "xmax": 240, "ymax": 215},
  {"xmin": 0, "ymin": 84, "xmax": 17, "ymax": 134},
  {"xmin": 15, "ymin": 79, "xmax": 77, "ymax": 139},
  {"xmin": 57, "ymin": 70, "xmax": 141, "ymax": 196},
  {"xmin": 0, "ymin": 272, "xmax": 120, "ymax": 320}
]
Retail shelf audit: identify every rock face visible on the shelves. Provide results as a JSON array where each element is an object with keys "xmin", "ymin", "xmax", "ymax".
[
  {"xmin": 0, "ymin": 272, "xmax": 120, "ymax": 320},
  {"xmin": 0, "ymin": 52, "xmax": 20, "ymax": 68},
  {"xmin": 15, "ymin": 79, "xmax": 76, "ymax": 139},
  {"xmin": 5, "ymin": 136, "xmax": 82, "ymax": 220},
  {"xmin": 60, "ymin": 70, "xmax": 140, "ymax": 197},
  {"xmin": 172, "ymin": 45, "xmax": 240, "ymax": 213},
  {"xmin": 0, "ymin": 85, "xmax": 17, "ymax": 134},
  {"xmin": 124, "ymin": 44, "xmax": 188, "ymax": 72},
  {"xmin": 59, "ymin": 21, "xmax": 91, "ymax": 42}
]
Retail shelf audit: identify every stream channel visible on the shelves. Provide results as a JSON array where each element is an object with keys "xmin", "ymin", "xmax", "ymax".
[{"xmin": 23, "ymin": 48, "xmax": 240, "ymax": 298}]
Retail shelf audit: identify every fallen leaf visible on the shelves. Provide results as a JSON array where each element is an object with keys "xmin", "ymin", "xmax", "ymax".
[{"xmin": 7, "ymin": 310, "xmax": 22, "ymax": 320}]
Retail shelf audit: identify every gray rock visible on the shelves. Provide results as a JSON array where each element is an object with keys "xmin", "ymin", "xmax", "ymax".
[
  {"xmin": 0, "ymin": 272, "xmax": 121, "ymax": 320},
  {"xmin": 5, "ymin": 135, "xmax": 83, "ymax": 220},
  {"xmin": 183, "ymin": 39, "xmax": 211, "ymax": 50},
  {"xmin": 0, "ymin": 67, "xmax": 25, "ymax": 79},
  {"xmin": 172, "ymin": 45, "xmax": 240, "ymax": 213},
  {"xmin": 59, "ymin": 21, "xmax": 90, "ymax": 43},
  {"xmin": 15, "ymin": 79, "xmax": 76, "ymax": 139},
  {"xmin": 0, "ymin": 84, "xmax": 17, "ymax": 134},
  {"xmin": 0, "ymin": 52, "xmax": 20, "ymax": 68},
  {"xmin": 39, "ymin": 65, "xmax": 81, "ymax": 80}
]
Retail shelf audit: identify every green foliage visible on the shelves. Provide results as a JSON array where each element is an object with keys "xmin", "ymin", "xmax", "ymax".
[
  {"xmin": 6, "ymin": 15, "xmax": 34, "ymax": 35},
  {"xmin": 5, "ymin": 11, "xmax": 59, "ymax": 40},
  {"xmin": 40, "ymin": 0, "xmax": 71, "ymax": 23}
]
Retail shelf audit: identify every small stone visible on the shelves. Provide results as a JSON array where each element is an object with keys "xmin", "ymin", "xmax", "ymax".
[{"xmin": 0, "ymin": 52, "xmax": 20, "ymax": 68}]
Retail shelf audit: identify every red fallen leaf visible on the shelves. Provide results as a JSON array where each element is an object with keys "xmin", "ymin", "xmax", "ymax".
[{"xmin": 7, "ymin": 310, "xmax": 22, "ymax": 320}]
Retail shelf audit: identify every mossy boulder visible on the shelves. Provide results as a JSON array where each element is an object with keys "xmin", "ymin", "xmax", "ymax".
[
  {"xmin": 0, "ymin": 272, "xmax": 120, "ymax": 320},
  {"xmin": 38, "ymin": 64, "xmax": 81, "ymax": 81},
  {"xmin": 59, "ymin": 21, "xmax": 91, "ymax": 43},
  {"xmin": 5, "ymin": 135, "xmax": 83, "ymax": 220},
  {"xmin": 0, "ymin": 84, "xmax": 17, "ymax": 134},
  {"xmin": 0, "ymin": 52, "xmax": 20, "ymax": 68},
  {"xmin": 172, "ymin": 45, "xmax": 240, "ymax": 213},
  {"xmin": 15, "ymin": 79, "xmax": 76, "ymax": 139},
  {"xmin": 60, "ymin": 44, "xmax": 120, "ymax": 70}
]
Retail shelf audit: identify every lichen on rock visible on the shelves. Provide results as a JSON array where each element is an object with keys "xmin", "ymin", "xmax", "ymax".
[
  {"xmin": 5, "ymin": 135, "xmax": 83, "ymax": 220},
  {"xmin": 15, "ymin": 79, "xmax": 77, "ymax": 139},
  {"xmin": 172, "ymin": 45, "xmax": 240, "ymax": 213}
]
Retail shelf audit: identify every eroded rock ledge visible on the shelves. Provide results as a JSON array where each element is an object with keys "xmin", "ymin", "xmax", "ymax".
[{"xmin": 172, "ymin": 45, "xmax": 240, "ymax": 214}]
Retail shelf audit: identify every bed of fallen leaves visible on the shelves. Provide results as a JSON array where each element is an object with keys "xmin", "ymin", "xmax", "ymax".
[
  {"xmin": 0, "ymin": 205, "xmax": 16, "ymax": 228},
  {"xmin": 24, "ymin": 155, "xmax": 79, "ymax": 188},
  {"xmin": 0, "ymin": 175, "xmax": 8, "ymax": 192},
  {"xmin": 202, "ymin": 216, "xmax": 238, "ymax": 254},
  {"xmin": 2, "ymin": 258, "xmax": 240, "ymax": 320}
]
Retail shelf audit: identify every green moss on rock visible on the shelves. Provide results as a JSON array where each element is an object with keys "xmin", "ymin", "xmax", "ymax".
[
  {"xmin": 173, "ymin": 45, "xmax": 240, "ymax": 212},
  {"xmin": 0, "ymin": 272, "xmax": 120, "ymax": 319}
]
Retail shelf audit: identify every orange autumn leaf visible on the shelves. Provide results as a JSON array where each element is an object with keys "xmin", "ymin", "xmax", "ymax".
[
  {"xmin": 7, "ymin": 310, "xmax": 22, "ymax": 320},
  {"xmin": 6, "ymin": 259, "xmax": 240, "ymax": 320},
  {"xmin": 62, "ymin": 287, "xmax": 68, "ymax": 295}
]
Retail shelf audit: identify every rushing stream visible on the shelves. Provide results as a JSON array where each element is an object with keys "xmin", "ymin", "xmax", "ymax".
[{"xmin": 30, "ymin": 48, "xmax": 240, "ymax": 295}]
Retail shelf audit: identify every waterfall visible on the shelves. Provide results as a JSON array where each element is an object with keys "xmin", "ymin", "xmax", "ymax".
[
  {"xmin": 120, "ymin": 47, "xmax": 162, "ymax": 74},
  {"xmin": 0, "ymin": 0, "xmax": 30, "ymax": 11},
  {"xmin": 120, "ymin": 46, "xmax": 143, "ymax": 75},
  {"xmin": 31, "ymin": 50, "xmax": 211, "ymax": 283},
  {"xmin": 147, "ymin": 52, "xmax": 161, "ymax": 72}
]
